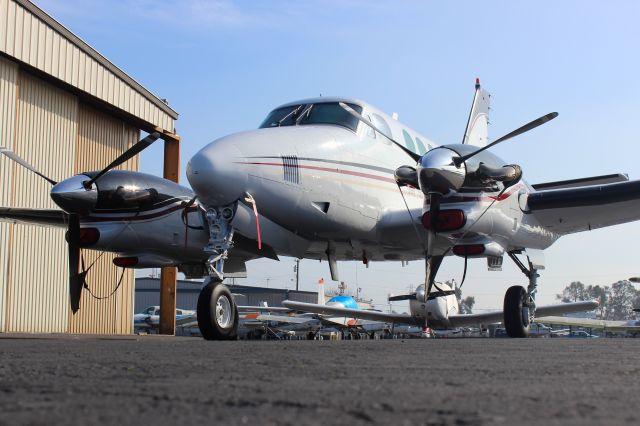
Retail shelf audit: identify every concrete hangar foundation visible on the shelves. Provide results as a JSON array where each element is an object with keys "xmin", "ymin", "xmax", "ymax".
[{"xmin": 0, "ymin": 0, "xmax": 179, "ymax": 333}]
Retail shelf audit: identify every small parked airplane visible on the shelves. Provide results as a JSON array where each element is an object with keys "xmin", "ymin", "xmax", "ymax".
[
  {"xmin": 133, "ymin": 306, "xmax": 196, "ymax": 332},
  {"xmin": 283, "ymin": 281, "xmax": 597, "ymax": 333},
  {"xmin": 3, "ymin": 80, "xmax": 635, "ymax": 340}
]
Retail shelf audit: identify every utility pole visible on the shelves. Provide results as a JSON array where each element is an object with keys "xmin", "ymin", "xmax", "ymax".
[{"xmin": 295, "ymin": 258, "xmax": 300, "ymax": 291}]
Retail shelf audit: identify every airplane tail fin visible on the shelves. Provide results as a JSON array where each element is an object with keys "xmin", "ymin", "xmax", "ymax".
[
  {"xmin": 317, "ymin": 278, "xmax": 325, "ymax": 305},
  {"xmin": 461, "ymin": 78, "xmax": 490, "ymax": 147}
]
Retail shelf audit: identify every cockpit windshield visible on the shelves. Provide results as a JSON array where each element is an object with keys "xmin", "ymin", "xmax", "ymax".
[{"xmin": 259, "ymin": 102, "xmax": 363, "ymax": 132}]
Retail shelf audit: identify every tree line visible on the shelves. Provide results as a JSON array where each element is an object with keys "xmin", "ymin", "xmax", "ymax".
[{"xmin": 556, "ymin": 280, "xmax": 640, "ymax": 320}]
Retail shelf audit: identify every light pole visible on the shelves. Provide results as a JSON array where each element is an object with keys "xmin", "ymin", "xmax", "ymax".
[{"xmin": 294, "ymin": 258, "xmax": 300, "ymax": 291}]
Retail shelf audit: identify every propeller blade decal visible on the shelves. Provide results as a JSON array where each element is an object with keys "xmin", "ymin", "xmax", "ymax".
[
  {"xmin": 338, "ymin": 102, "xmax": 421, "ymax": 163},
  {"xmin": 84, "ymin": 132, "xmax": 161, "ymax": 188},
  {"xmin": 0, "ymin": 147, "xmax": 58, "ymax": 185},
  {"xmin": 454, "ymin": 112, "xmax": 558, "ymax": 166}
]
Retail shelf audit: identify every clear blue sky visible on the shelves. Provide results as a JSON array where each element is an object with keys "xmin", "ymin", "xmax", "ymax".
[{"xmin": 36, "ymin": 0, "xmax": 640, "ymax": 311}]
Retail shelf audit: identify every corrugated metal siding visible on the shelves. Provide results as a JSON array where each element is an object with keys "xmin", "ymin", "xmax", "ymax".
[
  {"xmin": 5, "ymin": 72, "xmax": 76, "ymax": 333},
  {"xmin": 0, "ymin": 0, "xmax": 175, "ymax": 131},
  {"xmin": 0, "ymin": 56, "xmax": 18, "ymax": 332},
  {"xmin": 68, "ymin": 104, "xmax": 138, "ymax": 334}
]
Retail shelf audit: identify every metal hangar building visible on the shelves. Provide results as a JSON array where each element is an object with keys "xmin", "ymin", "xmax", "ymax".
[{"xmin": 0, "ymin": 0, "xmax": 179, "ymax": 334}]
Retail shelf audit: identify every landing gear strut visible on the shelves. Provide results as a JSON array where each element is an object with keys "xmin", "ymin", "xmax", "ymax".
[
  {"xmin": 504, "ymin": 252, "xmax": 539, "ymax": 338},
  {"xmin": 197, "ymin": 203, "xmax": 239, "ymax": 340}
]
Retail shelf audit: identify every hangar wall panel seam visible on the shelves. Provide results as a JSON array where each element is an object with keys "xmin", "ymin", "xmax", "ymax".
[{"xmin": 0, "ymin": 56, "xmax": 18, "ymax": 332}]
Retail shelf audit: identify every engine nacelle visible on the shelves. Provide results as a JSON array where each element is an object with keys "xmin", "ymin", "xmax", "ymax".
[{"xmin": 409, "ymin": 283, "xmax": 459, "ymax": 321}]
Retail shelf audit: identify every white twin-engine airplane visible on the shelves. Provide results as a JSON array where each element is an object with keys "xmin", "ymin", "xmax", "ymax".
[{"xmin": 2, "ymin": 80, "xmax": 636, "ymax": 340}]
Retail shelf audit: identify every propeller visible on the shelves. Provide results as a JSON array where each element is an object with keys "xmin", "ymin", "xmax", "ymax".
[
  {"xmin": 2, "ymin": 132, "xmax": 165, "ymax": 314},
  {"xmin": 82, "ymin": 132, "xmax": 161, "ymax": 188}
]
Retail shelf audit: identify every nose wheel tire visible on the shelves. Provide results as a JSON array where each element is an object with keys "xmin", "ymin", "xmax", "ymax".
[
  {"xmin": 504, "ymin": 285, "xmax": 530, "ymax": 338},
  {"xmin": 197, "ymin": 281, "xmax": 238, "ymax": 340}
]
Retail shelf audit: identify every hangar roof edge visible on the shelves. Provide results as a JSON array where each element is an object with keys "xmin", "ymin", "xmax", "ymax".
[{"xmin": 15, "ymin": 0, "xmax": 178, "ymax": 120}]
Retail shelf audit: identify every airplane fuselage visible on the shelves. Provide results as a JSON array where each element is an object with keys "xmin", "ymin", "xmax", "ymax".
[{"xmin": 188, "ymin": 97, "xmax": 560, "ymax": 267}]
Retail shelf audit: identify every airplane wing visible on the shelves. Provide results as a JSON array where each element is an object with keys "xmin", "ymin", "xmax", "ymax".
[
  {"xmin": 0, "ymin": 207, "xmax": 68, "ymax": 227},
  {"xmin": 447, "ymin": 301, "xmax": 599, "ymax": 327},
  {"xmin": 534, "ymin": 315, "xmax": 640, "ymax": 332},
  {"xmin": 245, "ymin": 312, "xmax": 318, "ymax": 324},
  {"xmin": 237, "ymin": 306, "xmax": 291, "ymax": 313},
  {"xmin": 282, "ymin": 301, "xmax": 420, "ymax": 325},
  {"xmin": 526, "ymin": 179, "xmax": 640, "ymax": 234}
]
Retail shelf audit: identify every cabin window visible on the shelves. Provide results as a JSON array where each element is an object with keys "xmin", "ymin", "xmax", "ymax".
[
  {"xmin": 259, "ymin": 102, "xmax": 363, "ymax": 131},
  {"xmin": 415, "ymin": 137, "xmax": 427, "ymax": 155},
  {"xmin": 402, "ymin": 129, "xmax": 417, "ymax": 153},
  {"xmin": 259, "ymin": 105, "xmax": 302, "ymax": 128},
  {"xmin": 297, "ymin": 102, "xmax": 362, "ymax": 131},
  {"xmin": 371, "ymin": 113, "xmax": 392, "ymax": 139}
]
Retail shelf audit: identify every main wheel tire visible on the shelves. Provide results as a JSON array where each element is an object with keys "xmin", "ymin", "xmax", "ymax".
[
  {"xmin": 197, "ymin": 281, "xmax": 238, "ymax": 340},
  {"xmin": 504, "ymin": 285, "xmax": 530, "ymax": 338}
]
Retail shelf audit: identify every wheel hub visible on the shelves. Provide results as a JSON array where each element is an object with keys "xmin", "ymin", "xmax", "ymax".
[{"xmin": 215, "ymin": 295, "xmax": 232, "ymax": 328}]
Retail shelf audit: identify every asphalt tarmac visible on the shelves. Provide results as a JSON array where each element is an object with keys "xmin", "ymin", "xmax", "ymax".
[{"xmin": 0, "ymin": 335, "xmax": 639, "ymax": 426}]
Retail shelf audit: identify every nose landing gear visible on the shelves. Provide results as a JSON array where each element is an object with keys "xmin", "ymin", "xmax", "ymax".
[{"xmin": 197, "ymin": 203, "xmax": 239, "ymax": 340}]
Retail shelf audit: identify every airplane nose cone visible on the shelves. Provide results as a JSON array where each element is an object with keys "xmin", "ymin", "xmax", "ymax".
[
  {"xmin": 50, "ymin": 175, "xmax": 97, "ymax": 213},
  {"xmin": 187, "ymin": 139, "xmax": 247, "ymax": 206}
]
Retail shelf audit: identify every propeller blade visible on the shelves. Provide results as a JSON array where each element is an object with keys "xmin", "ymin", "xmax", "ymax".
[
  {"xmin": 338, "ymin": 102, "xmax": 421, "ymax": 163},
  {"xmin": 388, "ymin": 294, "xmax": 416, "ymax": 302},
  {"xmin": 67, "ymin": 213, "xmax": 84, "ymax": 313},
  {"xmin": 428, "ymin": 193, "xmax": 441, "ymax": 234},
  {"xmin": 430, "ymin": 289, "xmax": 456, "ymax": 298},
  {"xmin": 388, "ymin": 290, "xmax": 453, "ymax": 302},
  {"xmin": 454, "ymin": 112, "xmax": 558, "ymax": 166},
  {"xmin": 0, "ymin": 147, "xmax": 58, "ymax": 185},
  {"xmin": 83, "ymin": 132, "xmax": 161, "ymax": 188}
]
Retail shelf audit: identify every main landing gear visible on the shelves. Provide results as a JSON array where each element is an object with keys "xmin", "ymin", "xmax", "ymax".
[
  {"xmin": 503, "ymin": 252, "xmax": 540, "ymax": 338},
  {"xmin": 197, "ymin": 204, "xmax": 239, "ymax": 340}
]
